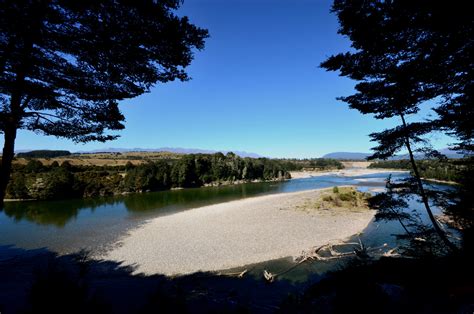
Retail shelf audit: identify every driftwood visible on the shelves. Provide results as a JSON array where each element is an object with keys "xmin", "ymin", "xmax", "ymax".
[
  {"xmin": 218, "ymin": 238, "xmax": 400, "ymax": 283},
  {"xmin": 263, "ymin": 270, "xmax": 274, "ymax": 282},
  {"xmin": 217, "ymin": 268, "xmax": 249, "ymax": 278},
  {"xmin": 263, "ymin": 239, "xmax": 400, "ymax": 283}
]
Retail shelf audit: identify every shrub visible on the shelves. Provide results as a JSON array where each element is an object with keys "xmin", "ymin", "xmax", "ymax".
[
  {"xmin": 322, "ymin": 195, "xmax": 333, "ymax": 202},
  {"xmin": 17, "ymin": 150, "xmax": 71, "ymax": 158},
  {"xmin": 25, "ymin": 159, "xmax": 44, "ymax": 173}
]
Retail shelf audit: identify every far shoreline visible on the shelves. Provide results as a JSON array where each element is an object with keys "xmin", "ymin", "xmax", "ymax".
[
  {"xmin": 2, "ymin": 165, "xmax": 407, "ymax": 203},
  {"xmin": 289, "ymin": 168, "xmax": 409, "ymax": 179}
]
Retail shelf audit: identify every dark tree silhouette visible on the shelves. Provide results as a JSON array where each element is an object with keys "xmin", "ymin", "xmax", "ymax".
[
  {"xmin": 321, "ymin": 0, "xmax": 472, "ymax": 252},
  {"xmin": 0, "ymin": 0, "xmax": 208, "ymax": 204}
]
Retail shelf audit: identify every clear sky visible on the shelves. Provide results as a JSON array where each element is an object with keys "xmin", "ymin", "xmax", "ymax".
[{"xmin": 6, "ymin": 0, "xmax": 452, "ymax": 158}]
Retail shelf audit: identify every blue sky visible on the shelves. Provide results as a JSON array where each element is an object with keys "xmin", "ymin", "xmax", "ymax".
[{"xmin": 7, "ymin": 0, "xmax": 452, "ymax": 158}]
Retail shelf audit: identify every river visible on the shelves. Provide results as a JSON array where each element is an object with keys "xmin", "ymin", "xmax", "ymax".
[{"xmin": 0, "ymin": 170, "xmax": 445, "ymax": 261}]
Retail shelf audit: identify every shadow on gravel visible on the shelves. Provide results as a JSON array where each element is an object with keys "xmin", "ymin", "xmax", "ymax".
[{"xmin": 0, "ymin": 245, "xmax": 317, "ymax": 314}]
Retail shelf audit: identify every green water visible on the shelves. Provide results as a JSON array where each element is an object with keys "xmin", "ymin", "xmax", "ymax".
[
  {"xmin": 0, "ymin": 172, "xmax": 409, "ymax": 256},
  {"xmin": 0, "ymin": 170, "xmax": 455, "ymax": 284}
]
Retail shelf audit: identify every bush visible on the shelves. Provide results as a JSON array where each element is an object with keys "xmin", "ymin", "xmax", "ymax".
[
  {"xmin": 318, "ymin": 187, "xmax": 371, "ymax": 209},
  {"xmin": 25, "ymin": 159, "xmax": 44, "ymax": 173},
  {"xmin": 322, "ymin": 195, "xmax": 333, "ymax": 202},
  {"xmin": 17, "ymin": 150, "xmax": 71, "ymax": 158},
  {"xmin": 338, "ymin": 191, "xmax": 356, "ymax": 202},
  {"xmin": 6, "ymin": 173, "xmax": 30, "ymax": 199}
]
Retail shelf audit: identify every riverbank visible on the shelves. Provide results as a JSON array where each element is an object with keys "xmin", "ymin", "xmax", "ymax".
[
  {"xmin": 104, "ymin": 187, "xmax": 375, "ymax": 276},
  {"xmin": 289, "ymin": 168, "xmax": 408, "ymax": 179}
]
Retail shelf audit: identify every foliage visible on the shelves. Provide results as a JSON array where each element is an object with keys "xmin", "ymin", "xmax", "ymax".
[
  {"xmin": 5, "ymin": 153, "xmax": 295, "ymax": 200},
  {"xmin": 0, "ymin": 0, "xmax": 209, "ymax": 203},
  {"xmin": 124, "ymin": 161, "xmax": 171, "ymax": 192},
  {"xmin": 31, "ymin": 167, "xmax": 75, "ymax": 200},
  {"xmin": 280, "ymin": 255, "xmax": 474, "ymax": 313},
  {"xmin": 16, "ymin": 150, "xmax": 71, "ymax": 158},
  {"xmin": 0, "ymin": 0, "xmax": 208, "ymax": 142},
  {"xmin": 369, "ymin": 159, "xmax": 466, "ymax": 183},
  {"xmin": 24, "ymin": 159, "xmax": 45, "ymax": 173},
  {"xmin": 320, "ymin": 0, "xmax": 472, "ymax": 253},
  {"xmin": 5, "ymin": 172, "xmax": 29, "ymax": 199},
  {"xmin": 124, "ymin": 153, "xmax": 293, "ymax": 192},
  {"xmin": 368, "ymin": 175, "xmax": 451, "ymax": 256},
  {"xmin": 310, "ymin": 187, "xmax": 371, "ymax": 211},
  {"xmin": 275, "ymin": 158, "xmax": 344, "ymax": 171}
]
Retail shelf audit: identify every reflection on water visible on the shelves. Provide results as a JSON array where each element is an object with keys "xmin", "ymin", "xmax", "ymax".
[
  {"xmin": 0, "ymin": 171, "xmax": 425, "ymax": 255},
  {"xmin": 2, "ymin": 172, "xmax": 408, "ymax": 225},
  {"xmin": 2, "ymin": 198, "xmax": 124, "ymax": 227}
]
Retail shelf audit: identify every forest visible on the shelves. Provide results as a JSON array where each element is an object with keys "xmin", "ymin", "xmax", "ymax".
[
  {"xmin": 368, "ymin": 159, "xmax": 466, "ymax": 183},
  {"xmin": 4, "ymin": 153, "xmax": 343, "ymax": 200},
  {"xmin": 16, "ymin": 150, "xmax": 72, "ymax": 158},
  {"xmin": 276, "ymin": 158, "xmax": 345, "ymax": 171}
]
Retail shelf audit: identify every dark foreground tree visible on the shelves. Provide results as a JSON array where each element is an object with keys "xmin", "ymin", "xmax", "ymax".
[
  {"xmin": 0, "ymin": 0, "xmax": 208, "ymax": 205},
  {"xmin": 321, "ymin": 0, "xmax": 472, "ymax": 252}
]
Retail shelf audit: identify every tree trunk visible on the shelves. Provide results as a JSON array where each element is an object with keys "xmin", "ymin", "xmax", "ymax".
[
  {"xmin": 400, "ymin": 114, "xmax": 457, "ymax": 252},
  {"xmin": 1, "ymin": 22, "xmax": 33, "ymax": 208},
  {"xmin": 0, "ymin": 122, "xmax": 17, "ymax": 208},
  {"xmin": 1, "ymin": 78, "xmax": 23, "ymax": 208}
]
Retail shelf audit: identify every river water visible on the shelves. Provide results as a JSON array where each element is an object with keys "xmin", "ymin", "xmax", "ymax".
[{"xmin": 1, "ymin": 170, "xmax": 443, "ymax": 262}]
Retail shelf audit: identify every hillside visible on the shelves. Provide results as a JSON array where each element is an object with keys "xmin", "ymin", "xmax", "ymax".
[{"xmin": 322, "ymin": 152, "xmax": 371, "ymax": 160}]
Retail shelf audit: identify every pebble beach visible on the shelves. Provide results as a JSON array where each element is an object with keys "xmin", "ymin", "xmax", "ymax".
[{"xmin": 104, "ymin": 187, "xmax": 375, "ymax": 275}]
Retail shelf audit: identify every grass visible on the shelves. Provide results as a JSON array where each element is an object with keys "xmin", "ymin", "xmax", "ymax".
[
  {"xmin": 297, "ymin": 186, "xmax": 372, "ymax": 213},
  {"xmin": 12, "ymin": 151, "xmax": 183, "ymax": 167}
]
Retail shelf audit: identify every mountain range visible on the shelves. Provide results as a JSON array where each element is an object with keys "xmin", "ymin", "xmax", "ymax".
[
  {"xmin": 14, "ymin": 147, "xmax": 467, "ymax": 159},
  {"xmin": 322, "ymin": 148, "xmax": 465, "ymax": 160}
]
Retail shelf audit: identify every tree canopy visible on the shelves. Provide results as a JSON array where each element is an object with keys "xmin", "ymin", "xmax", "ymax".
[
  {"xmin": 0, "ymin": 0, "xmax": 208, "ymax": 202},
  {"xmin": 321, "ymin": 0, "xmax": 472, "ymax": 156},
  {"xmin": 321, "ymin": 0, "xmax": 473, "ymax": 252},
  {"xmin": 5, "ymin": 153, "xmax": 294, "ymax": 200}
]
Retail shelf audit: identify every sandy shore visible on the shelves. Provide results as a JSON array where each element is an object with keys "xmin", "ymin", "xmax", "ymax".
[{"xmin": 104, "ymin": 187, "xmax": 375, "ymax": 276}]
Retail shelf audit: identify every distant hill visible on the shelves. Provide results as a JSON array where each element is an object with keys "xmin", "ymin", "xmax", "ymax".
[
  {"xmin": 436, "ymin": 148, "xmax": 466, "ymax": 159},
  {"xmin": 322, "ymin": 152, "xmax": 371, "ymax": 160},
  {"xmin": 392, "ymin": 148, "xmax": 465, "ymax": 160},
  {"xmin": 73, "ymin": 147, "xmax": 262, "ymax": 158},
  {"xmin": 323, "ymin": 148, "xmax": 466, "ymax": 160}
]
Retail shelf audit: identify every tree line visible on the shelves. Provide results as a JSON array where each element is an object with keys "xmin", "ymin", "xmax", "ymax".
[
  {"xmin": 5, "ymin": 153, "xmax": 317, "ymax": 200},
  {"xmin": 16, "ymin": 150, "xmax": 72, "ymax": 158},
  {"xmin": 276, "ymin": 158, "xmax": 344, "ymax": 171},
  {"xmin": 368, "ymin": 159, "xmax": 466, "ymax": 183}
]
